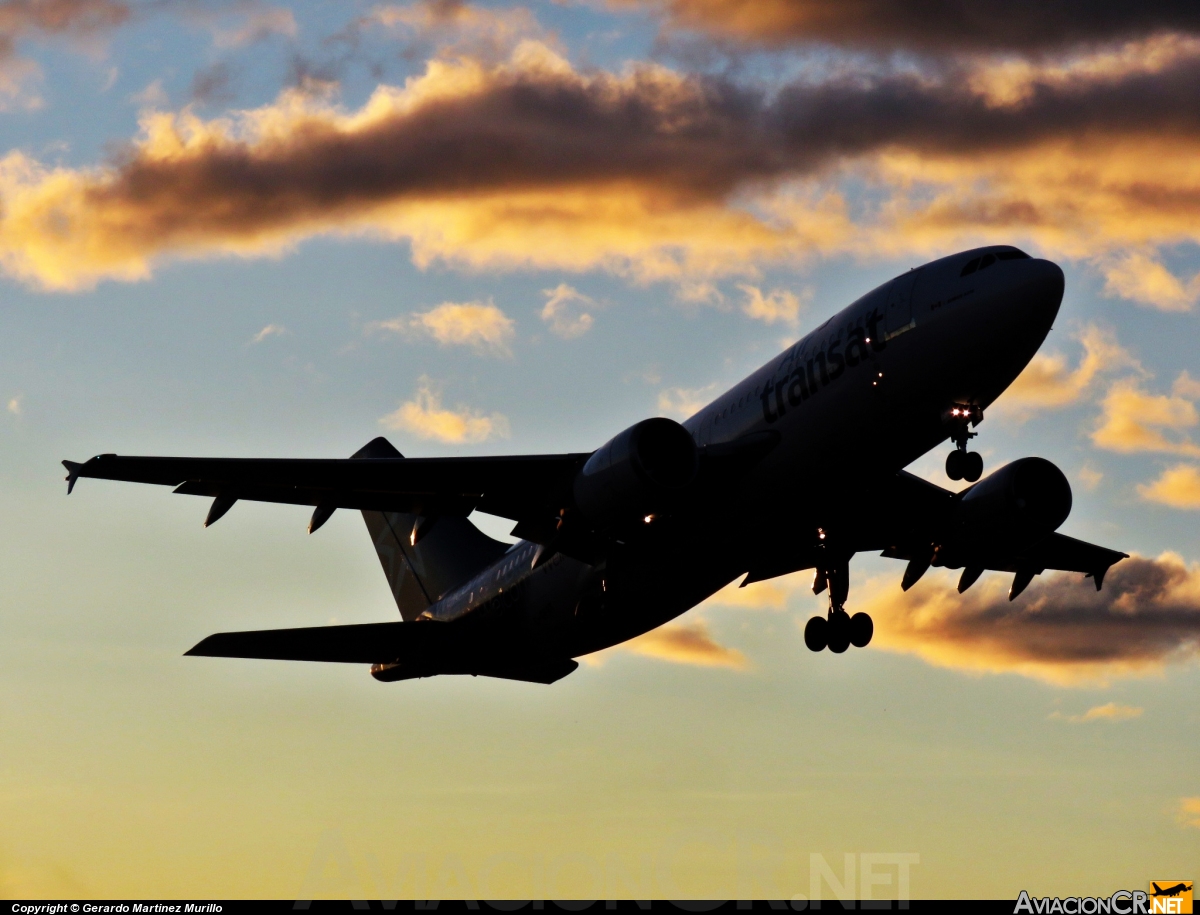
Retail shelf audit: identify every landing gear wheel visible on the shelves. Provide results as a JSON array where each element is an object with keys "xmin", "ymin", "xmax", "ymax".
[
  {"xmin": 963, "ymin": 451, "xmax": 983, "ymax": 482},
  {"xmin": 946, "ymin": 449, "xmax": 964, "ymax": 481},
  {"xmin": 849, "ymin": 612, "xmax": 874, "ymax": 648},
  {"xmin": 804, "ymin": 615, "xmax": 828, "ymax": 652},
  {"xmin": 827, "ymin": 611, "xmax": 851, "ymax": 654}
]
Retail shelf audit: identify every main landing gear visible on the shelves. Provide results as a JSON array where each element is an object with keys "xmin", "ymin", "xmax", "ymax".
[
  {"xmin": 945, "ymin": 404, "xmax": 984, "ymax": 483},
  {"xmin": 804, "ymin": 552, "xmax": 873, "ymax": 653}
]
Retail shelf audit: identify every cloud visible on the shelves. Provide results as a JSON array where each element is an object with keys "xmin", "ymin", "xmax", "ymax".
[
  {"xmin": 371, "ymin": 300, "xmax": 515, "ymax": 355},
  {"xmin": 624, "ymin": 620, "xmax": 747, "ymax": 669},
  {"xmin": 379, "ymin": 377, "xmax": 509, "ymax": 443},
  {"xmin": 540, "ymin": 283, "xmax": 594, "ymax": 339},
  {"xmin": 203, "ymin": 6, "xmax": 297, "ymax": 49},
  {"xmin": 250, "ymin": 323, "xmax": 285, "ymax": 343},
  {"xmin": 0, "ymin": 0, "xmax": 130, "ymax": 109},
  {"xmin": 1078, "ymin": 464, "xmax": 1103, "ymax": 491},
  {"xmin": 129, "ymin": 78, "xmax": 167, "ymax": 109},
  {"xmin": 738, "ymin": 283, "xmax": 805, "ymax": 328},
  {"xmin": 364, "ymin": 0, "xmax": 547, "ymax": 63},
  {"xmin": 1051, "ymin": 701, "xmax": 1144, "ymax": 722},
  {"xmin": 702, "ymin": 571, "xmax": 810, "ymax": 611},
  {"xmin": 996, "ymin": 325, "xmax": 1140, "ymax": 413},
  {"xmin": 1102, "ymin": 251, "xmax": 1200, "ymax": 311},
  {"xmin": 857, "ymin": 553, "xmax": 1200, "ymax": 686},
  {"xmin": 619, "ymin": 0, "xmax": 1200, "ymax": 54},
  {"xmin": 1179, "ymin": 796, "xmax": 1200, "ymax": 829},
  {"xmin": 13, "ymin": 39, "xmax": 1200, "ymax": 289},
  {"xmin": 1138, "ymin": 463, "xmax": 1200, "ymax": 509},
  {"xmin": 656, "ymin": 381, "xmax": 719, "ymax": 420},
  {"xmin": 1091, "ymin": 377, "xmax": 1200, "ymax": 457}
]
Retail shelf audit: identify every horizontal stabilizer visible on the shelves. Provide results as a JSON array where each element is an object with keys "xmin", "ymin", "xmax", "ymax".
[
  {"xmin": 185, "ymin": 620, "xmax": 579, "ymax": 684},
  {"xmin": 186, "ymin": 621, "xmax": 433, "ymax": 663}
]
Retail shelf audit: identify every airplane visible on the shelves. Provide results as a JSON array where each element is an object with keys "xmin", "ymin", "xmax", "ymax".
[
  {"xmin": 63, "ymin": 244, "xmax": 1128, "ymax": 684},
  {"xmin": 1150, "ymin": 883, "xmax": 1191, "ymax": 898}
]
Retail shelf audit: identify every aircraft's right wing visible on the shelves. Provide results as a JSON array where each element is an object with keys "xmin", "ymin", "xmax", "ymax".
[{"xmin": 63, "ymin": 445, "xmax": 590, "ymax": 526}]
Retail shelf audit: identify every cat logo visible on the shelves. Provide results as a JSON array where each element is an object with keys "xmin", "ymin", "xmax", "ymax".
[{"xmin": 1150, "ymin": 882, "xmax": 1193, "ymax": 914}]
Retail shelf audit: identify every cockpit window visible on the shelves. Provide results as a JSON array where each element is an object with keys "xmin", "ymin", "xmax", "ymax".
[{"xmin": 961, "ymin": 248, "xmax": 1031, "ymax": 277}]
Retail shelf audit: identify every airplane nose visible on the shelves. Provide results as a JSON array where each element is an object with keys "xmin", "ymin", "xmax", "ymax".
[{"xmin": 1010, "ymin": 257, "xmax": 1065, "ymax": 331}]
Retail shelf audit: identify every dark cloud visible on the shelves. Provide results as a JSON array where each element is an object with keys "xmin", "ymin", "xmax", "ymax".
[
  {"xmin": 0, "ymin": 0, "xmax": 129, "ymax": 60},
  {"xmin": 189, "ymin": 60, "xmax": 235, "ymax": 105},
  {"xmin": 8, "ymin": 38, "xmax": 1200, "ymax": 287},
  {"xmin": 624, "ymin": 0, "xmax": 1200, "ymax": 54}
]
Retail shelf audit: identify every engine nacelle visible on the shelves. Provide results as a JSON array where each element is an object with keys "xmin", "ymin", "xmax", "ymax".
[
  {"xmin": 952, "ymin": 457, "xmax": 1072, "ymax": 555},
  {"xmin": 573, "ymin": 417, "xmax": 698, "ymax": 528}
]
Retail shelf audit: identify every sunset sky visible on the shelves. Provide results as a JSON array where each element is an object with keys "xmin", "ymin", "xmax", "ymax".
[{"xmin": 0, "ymin": 0, "xmax": 1198, "ymax": 900}]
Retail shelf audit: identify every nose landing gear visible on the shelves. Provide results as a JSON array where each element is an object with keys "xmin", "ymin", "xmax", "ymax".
[
  {"xmin": 804, "ymin": 553, "xmax": 873, "ymax": 653},
  {"xmin": 945, "ymin": 404, "xmax": 984, "ymax": 482}
]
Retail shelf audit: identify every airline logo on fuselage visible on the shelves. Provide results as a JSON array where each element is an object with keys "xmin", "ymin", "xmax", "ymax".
[{"xmin": 760, "ymin": 306, "xmax": 887, "ymax": 424}]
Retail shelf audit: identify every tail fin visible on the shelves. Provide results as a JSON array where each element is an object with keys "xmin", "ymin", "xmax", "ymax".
[{"xmin": 353, "ymin": 437, "xmax": 510, "ymax": 620}]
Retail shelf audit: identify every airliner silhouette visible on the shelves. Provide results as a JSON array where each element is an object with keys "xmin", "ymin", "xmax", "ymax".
[{"xmin": 64, "ymin": 245, "xmax": 1126, "ymax": 683}]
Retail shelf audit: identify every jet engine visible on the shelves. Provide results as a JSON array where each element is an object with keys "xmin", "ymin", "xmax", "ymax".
[
  {"xmin": 949, "ymin": 457, "xmax": 1072, "ymax": 557},
  {"xmin": 573, "ymin": 417, "xmax": 699, "ymax": 528}
]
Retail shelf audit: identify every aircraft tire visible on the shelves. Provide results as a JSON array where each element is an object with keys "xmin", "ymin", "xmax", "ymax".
[
  {"xmin": 945, "ymin": 450, "xmax": 964, "ymax": 481},
  {"xmin": 849, "ymin": 612, "xmax": 873, "ymax": 648},
  {"xmin": 804, "ymin": 615, "xmax": 828, "ymax": 652},
  {"xmin": 827, "ymin": 612, "xmax": 851, "ymax": 654},
  {"xmin": 963, "ymin": 451, "xmax": 984, "ymax": 482}
]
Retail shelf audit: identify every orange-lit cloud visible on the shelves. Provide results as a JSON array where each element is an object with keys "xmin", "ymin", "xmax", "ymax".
[
  {"xmin": 624, "ymin": 619, "xmax": 747, "ymax": 669},
  {"xmin": 370, "ymin": 300, "xmax": 515, "ymax": 355},
  {"xmin": 9, "ymin": 38, "xmax": 1200, "ymax": 289},
  {"xmin": 620, "ymin": 0, "xmax": 1200, "ymax": 54},
  {"xmin": 1139, "ymin": 463, "xmax": 1200, "ymax": 509},
  {"xmin": 702, "ymin": 571, "xmax": 810, "ymax": 611},
  {"xmin": 379, "ymin": 377, "xmax": 509, "ymax": 443},
  {"xmin": 857, "ymin": 553, "xmax": 1200, "ymax": 686},
  {"xmin": 1051, "ymin": 701, "xmax": 1144, "ymax": 722},
  {"xmin": 540, "ymin": 283, "xmax": 594, "ymax": 339},
  {"xmin": 1179, "ymin": 796, "xmax": 1200, "ymax": 829},
  {"xmin": 738, "ymin": 284, "xmax": 805, "ymax": 328},
  {"xmin": 364, "ymin": 0, "xmax": 547, "ymax": 63},
  {"xmin": 1092, "ymin": 377, "xmax": 1200, "ymax": 456},
  {"xmin": 998, "ymin": 325, "xmax": 1139, "ymax": 413},
  {"xmin": 1102, "ymin": 251, "xmax": 1200, "ymax": 311}
]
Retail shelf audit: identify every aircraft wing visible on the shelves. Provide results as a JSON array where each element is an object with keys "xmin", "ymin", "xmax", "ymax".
[
  {"xmin": 876, "ymin": 470, "xmax": 1127, "ymax": 586},
  {"xmin": 62, "ymin": 450, "xmax": 590, "ymax": 523}
]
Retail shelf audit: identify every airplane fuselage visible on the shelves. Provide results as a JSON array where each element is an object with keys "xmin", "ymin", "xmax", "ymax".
[{"xmin": 422, "ymin": 246, "xmax": 1066, "ymax": 660}]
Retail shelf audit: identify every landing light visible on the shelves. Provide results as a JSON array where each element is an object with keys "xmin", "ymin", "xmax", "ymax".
[
  {"xmin": 644, "ymin": 514, "xmax": 655, "ymax": 524},
  {"xmin": 818, "ymin": 527, "xmax": 827, "ymax": 540}
]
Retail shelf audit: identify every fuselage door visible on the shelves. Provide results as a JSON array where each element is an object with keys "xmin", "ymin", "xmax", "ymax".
[{"xmin": 885, "ymin": 270, "xmax": 921, "ymax": 333}]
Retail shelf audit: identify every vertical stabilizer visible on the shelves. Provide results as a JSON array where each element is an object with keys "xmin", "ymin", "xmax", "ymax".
[{"xmin": 352, "ymin": 437, "xmax": 510, "ymax": 620}]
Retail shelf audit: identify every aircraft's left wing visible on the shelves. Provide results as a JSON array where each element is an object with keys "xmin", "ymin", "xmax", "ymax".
[
  {"xmin": 62, "ymin": 450, "xmax": 590, "ymax": 525},
  {"xmin": 873, "ymin": 470, "xmax": 1127, "ymax": 591}
]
